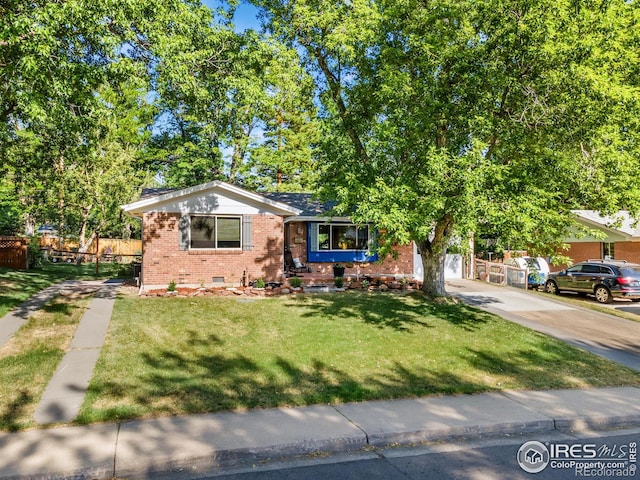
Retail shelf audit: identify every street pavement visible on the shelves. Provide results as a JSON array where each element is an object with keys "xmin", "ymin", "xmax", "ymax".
[{"xmin": 1, "ymin": 279, "xmax": 640, "ymax": 479}]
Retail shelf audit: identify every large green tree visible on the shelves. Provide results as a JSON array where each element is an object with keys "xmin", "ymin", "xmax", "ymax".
[
  {"xmin": 256, "ymin": 0, "xmax": 640, "ymax": 296},
  {"xmin": 0, "ymin": 0, "xmax": 217, "ymax": 242},
  {"xmin": 148, "ymin": 28, "xmax": 320, "ymax": 192}
]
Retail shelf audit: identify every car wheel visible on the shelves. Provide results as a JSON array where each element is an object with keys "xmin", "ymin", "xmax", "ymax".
[
  {"xmin": 51, "ymin": 257, "xmax": 58, "ymax": 263},
  {"xmin": 545, "ymin": 280, "xmax": 559, "ymax": 295},
  {"xmin": 594, "ymin": 285, "xmax": 613, "ymax": 304}
]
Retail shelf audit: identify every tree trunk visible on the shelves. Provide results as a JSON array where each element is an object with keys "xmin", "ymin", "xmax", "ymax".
[
  {"xmin": 418, "ymin": 214, "xmax": 454, "ymax": 297},
  {"xmin": 418, "ymin": 242, "xmax": 447, "ymax": 297}
]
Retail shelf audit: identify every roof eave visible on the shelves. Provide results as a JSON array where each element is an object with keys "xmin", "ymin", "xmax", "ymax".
[{"xmin": 121, "ymin": 181, "xmax": 302, "ymax": 217}]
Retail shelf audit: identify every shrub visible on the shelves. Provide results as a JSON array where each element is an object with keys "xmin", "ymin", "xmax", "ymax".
[
  {"xmin": 167, "ymin": 280, "xmax": 177, "ymax": 292},
  {"xmin": 334, "ymin": 277, "xmax": 344, "ymax": 288},
  {"xmin": 289, "ymin": 276, "xmax": 302, "ymax": 288},
  {"xmin": 254, "ymin": 278, "xmax": 266, "ymax": 288}
]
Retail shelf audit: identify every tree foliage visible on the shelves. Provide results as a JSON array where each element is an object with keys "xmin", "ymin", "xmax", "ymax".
[
  {"xmin": 255, "ymin": 0, "xmax": 640, "ymax": 295},
  {"xmin": 148, "ymin": 28, "xmax": 320, "ymax": 192}
]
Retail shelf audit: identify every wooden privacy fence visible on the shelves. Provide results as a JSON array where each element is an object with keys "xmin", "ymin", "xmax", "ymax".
[
  {"xmin": 86, "ymin": 238, "xmax": 142, "ymax": 257},
  {"xmin": 0, "ymin": 236, "xmax": 28, "ymax": 270},
  {"xmin": 39, "ymin": 237, "xmax": 141, "ymax": 256},
  {"xmin": 475, "ymin": 259, "xmax": 528, "ymax": 289}
]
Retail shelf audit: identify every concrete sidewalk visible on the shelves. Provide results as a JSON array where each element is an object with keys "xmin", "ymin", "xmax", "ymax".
[{"xmin": 2, "ymin": 387, "xmax": 640, "ymax": 479}]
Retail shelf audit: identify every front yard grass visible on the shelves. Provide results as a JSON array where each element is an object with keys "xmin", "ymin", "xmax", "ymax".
[
  {"xmin": 78, "ymin": 291, "xmax": 640, "ymax": 424},
  {"xmin": 0, "ymin": 293, "xmax": 92, "ymax": 431}
]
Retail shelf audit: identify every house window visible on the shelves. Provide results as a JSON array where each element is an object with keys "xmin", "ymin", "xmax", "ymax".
[
  {"xmin": 190, "ymin": 216, "xmax": 241, "ymax": 249},
  {"xmin": 602, "ymin": 242, "xmax": 615, "ymax": 260},
  {"xmin": 317, "ymin": 224, "xmax": 369, "ymax": 251}
]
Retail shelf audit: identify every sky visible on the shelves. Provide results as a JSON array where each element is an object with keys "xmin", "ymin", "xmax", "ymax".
[{"xmin": 201, "ymin": 0, "xmax": 262, "ymax": 32}]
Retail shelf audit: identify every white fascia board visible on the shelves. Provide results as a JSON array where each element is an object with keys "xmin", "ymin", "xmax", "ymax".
[
  {"xmin": 571, "ymin": 211, "xmax": 633, "ymax": 241},
  {"xmin": 122, "ymin": 181, "xmax": 302, "ymax": 217}
]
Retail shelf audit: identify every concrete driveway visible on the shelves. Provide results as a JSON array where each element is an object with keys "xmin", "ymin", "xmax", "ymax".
[{"xmin": 446, "ymin": 279, "xmax": 640, "ymax": 372}]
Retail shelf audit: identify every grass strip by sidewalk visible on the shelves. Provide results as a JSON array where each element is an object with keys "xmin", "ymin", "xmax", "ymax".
[
  {"xmin": 0, "ymin": 293, "xmax": 92, "ymax": 431},
  {"xmin": 78, "ymin": 291, "xmax": 640, "ymax": 425}
]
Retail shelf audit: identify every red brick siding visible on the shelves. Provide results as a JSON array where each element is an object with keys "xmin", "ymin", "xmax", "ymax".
[
  {"xmin": 566, "ymin": 242, "xmax": 601, "ymax": 263},
  {"xmin": 556, "ymin": 242, "xmax": 640, "ymax": 270},
  {"xmin": 142, "ymin": 212, "xmax": 284, "ymax": 287},
  {"xmin": 283, "ymin": 223, "xmax": 414, "ymax": 275},
  {"xmin": 555, "ymin": 242, "xmax": 602, "ymax": 271},
  {"xmin": 612, "ymin": 242, "xmax": 640, "ymax": 264}
]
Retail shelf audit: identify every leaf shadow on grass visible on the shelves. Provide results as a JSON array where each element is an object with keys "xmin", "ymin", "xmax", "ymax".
[
  {"xmin": 286, "ymin": 292, "xmax": 491, "ymax": 332},
  {"xmin": 40, "ymin": 301, "xmax": 81, "ymax": 316},
  {"xmin": 79, "ymin": 324, "xmax": 640, "ymax": 426},
  {"xmin": 0, "ymin": 390, "xmax": 33, "ymax": 432},
  {"xmin": 81, "ymin": 345, "xmax": 493, "ymax": 423}
]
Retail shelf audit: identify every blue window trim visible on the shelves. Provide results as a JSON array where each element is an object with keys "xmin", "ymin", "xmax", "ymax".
[{"xmin": 306, "ymin": 222, "xmax": 378, "ymax": 263}]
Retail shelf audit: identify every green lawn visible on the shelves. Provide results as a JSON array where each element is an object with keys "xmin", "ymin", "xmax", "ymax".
[
  {"xmin": 78, "ymin": 291, "xmax": 640, "ymax": 424},
  {"xmin": 0, "ymin": 263, "xmax": 128, "ymax": 318}
]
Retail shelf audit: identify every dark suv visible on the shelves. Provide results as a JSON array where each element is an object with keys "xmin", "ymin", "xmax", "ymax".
[{"xmin": 544, "ymin": 260, "xmax": 640, "ymax": 304}]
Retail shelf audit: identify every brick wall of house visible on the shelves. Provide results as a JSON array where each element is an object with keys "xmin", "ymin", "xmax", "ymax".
[
  {"xmin": 556, "ymin": 241, "xmax": 640, "ymax": 270},
  {"xmin": 142, "ymin": 212, "xmax": 284, "ymax": 288},
  {"xmin": 566, "ymin": 242, "xmax": 602, "ymax": 263},
  {"xmin": 612, "ymin": 242, "xmax": 640, "ymax": 264}
]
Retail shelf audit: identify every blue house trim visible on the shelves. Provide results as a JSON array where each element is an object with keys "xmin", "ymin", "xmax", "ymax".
[{"xmin": 306, "ymin": 223, "xmax": 378, "ymax": 264}]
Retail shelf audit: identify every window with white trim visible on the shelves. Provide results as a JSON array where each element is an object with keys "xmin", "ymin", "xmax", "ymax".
[
  {"xmin": 190, "ymin": 215, "xmax": 241, "ymax": 249},
  {"xmin": 316, "ymin": 224, "xmax": 370, "ymax": 251}
]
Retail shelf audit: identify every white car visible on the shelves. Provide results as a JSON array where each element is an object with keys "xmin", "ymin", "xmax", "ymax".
[{"xmin": 504, "ymin": 256, "xmax": 550, "ymax": 289}]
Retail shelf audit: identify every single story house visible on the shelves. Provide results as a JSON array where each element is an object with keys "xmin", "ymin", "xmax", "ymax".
[
  {"xmin": 121, "ymin": 181, "xmax": 455, "ymax": 291},
  {"xmin": 561, "ymin": 210, "xmax": 640, "ymax": 265}
]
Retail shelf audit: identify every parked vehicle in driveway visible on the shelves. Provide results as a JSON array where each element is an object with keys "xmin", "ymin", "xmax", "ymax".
[
  {"xmin": 504, "ymin": 256, "xmax": 550, "ymax": 289},
  {"xmin": 544, "ymin": 259, "xmax": 640, "ymax": 304}
]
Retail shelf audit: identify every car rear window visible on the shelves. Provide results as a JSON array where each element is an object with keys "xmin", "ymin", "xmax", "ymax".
[
  {"xmin": 619, "ymin": 267, "xmax": 640, "ymax": 277},
  {"xmin": 526, "ymin": 258, "xmax": 540, "ymax": 269}
]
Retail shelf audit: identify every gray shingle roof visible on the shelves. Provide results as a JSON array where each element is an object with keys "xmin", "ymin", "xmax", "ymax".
[
  {"xmin": 140, "ymin": 188, "xmax": 177, "ymax": 199},
  {"xmin": 139, "ymin": 187, "xmax": 335, "ymax": 217},
  {"xmin": 262, "ymin": 192, "xmax": 335, "ymax": 217}
]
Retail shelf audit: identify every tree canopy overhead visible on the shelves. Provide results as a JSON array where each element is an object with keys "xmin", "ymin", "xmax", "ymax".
[
  {"xmin": 255, "ymin": 0, "xmax": 640, "ymax": 295},
  {"xmin": 0, "ymin": 0, "xmax": 217, "ymax": 240},
  {"xmin": 1, "ymin": 0, "xmax": 319, "ymax": 243}
]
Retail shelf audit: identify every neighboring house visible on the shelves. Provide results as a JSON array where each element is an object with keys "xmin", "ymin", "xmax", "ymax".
[
  {"xmin": 562, "ymin": 210, "xmax": 640, "ymax": 266},
  {"xmin": 121, "ymin": 181, "xmax": 420, "ymax": 291}
]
